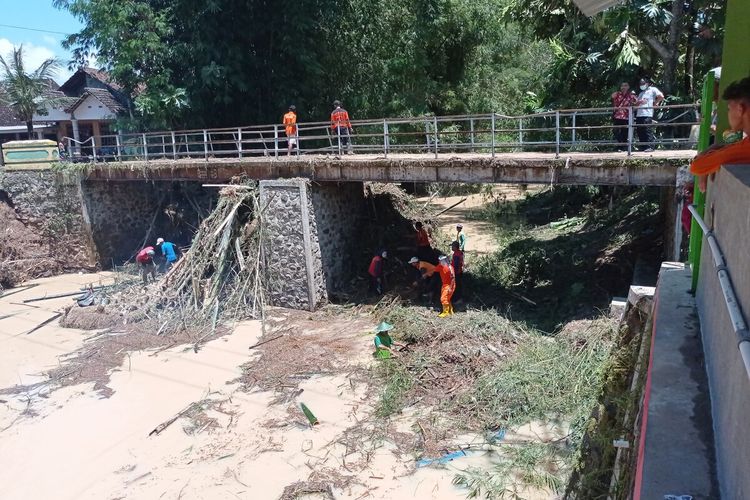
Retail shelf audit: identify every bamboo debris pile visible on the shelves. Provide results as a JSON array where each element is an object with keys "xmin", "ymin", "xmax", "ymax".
[
  {"xmin": 74, "ymin": 183, "xmax": 267, "ymax": 343},
  {"xmin": 161, "ymin": 183, "xmax": 266, "ymax": 324}
]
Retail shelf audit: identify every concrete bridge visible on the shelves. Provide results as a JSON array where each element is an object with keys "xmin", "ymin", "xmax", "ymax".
[
  {"xmin": 1, "ymin": 106, "xmax": 697, "ymax": 309},
  {"xmin": 82, "ymin": 150, "xmax": 694, "ymax": 187},
  {"xmin": 46, "ymin": 106, "xmax": 699, "ymax": 186}
]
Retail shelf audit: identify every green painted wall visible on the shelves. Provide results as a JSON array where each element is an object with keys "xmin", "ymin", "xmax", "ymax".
[{"xmin": 716, "ymin": 0, "xmax": 750, "ymax": 139}]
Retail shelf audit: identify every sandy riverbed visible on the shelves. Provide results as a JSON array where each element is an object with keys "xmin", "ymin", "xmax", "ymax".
[{"xmin": 0, "ymin": 273, "xmax": 513, "ymax": 500}]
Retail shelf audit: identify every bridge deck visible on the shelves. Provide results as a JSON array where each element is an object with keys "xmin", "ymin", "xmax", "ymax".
[{"xmin": 84, "ymin": 150, "xmax": 695, "ymax": 186}]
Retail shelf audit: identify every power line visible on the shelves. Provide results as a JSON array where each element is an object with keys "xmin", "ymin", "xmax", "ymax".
[{"xmin": 0, "ymin": 23, "xmax": 72, "ymax": 37}]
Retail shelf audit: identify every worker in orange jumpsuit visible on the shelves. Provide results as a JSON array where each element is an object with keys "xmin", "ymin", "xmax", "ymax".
[
  {"xmin": 331, "ymin": 100, "xmax": 353, "ymax": 154},
  {"xmin": 691, "ymin": 76, "xmax": 750, "ymax": 191},
  {"xmin": 436, "ymin": 255, "xmax": 455, "ymax": 317},
  {"xmin": 283, "ymin": 105, "xmax": 298, "ymax": 156}
]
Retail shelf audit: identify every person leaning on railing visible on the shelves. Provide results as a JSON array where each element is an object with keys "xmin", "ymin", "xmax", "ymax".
[
  {"xmin": 331, "ymin": 100, "xmax": 354, "ymax": 154},
  {"xmin": 612, "ymin": 81, "xmax": 637, "ymax": 151},
  {"xmin": 635, "ymin": 77, "xmax": 665, "ymax": 152},
  {"xmin": 691, "ymin": 76, "xmax": 750, "ymax": 192}
]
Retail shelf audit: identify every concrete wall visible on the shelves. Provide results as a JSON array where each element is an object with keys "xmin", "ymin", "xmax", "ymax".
[
  {"xmin": 695, "ymin": 165, "xmax": 750, "ymax": 499},
  {"xmin": 0, "ymin": 169, "xmax": 97, "ymax": 268},
  {"xmin": 260, "ymin": 179, "xmax": 365, "ymax": 310},
  {"xmin": 81, "ymin": 180, "xmax": 217, "ymax": 265}
]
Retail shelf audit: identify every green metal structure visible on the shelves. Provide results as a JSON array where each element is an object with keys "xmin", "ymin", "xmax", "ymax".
[{"xmin": 688, "ymin": 0, "xmax": 750, "ymax": 291}]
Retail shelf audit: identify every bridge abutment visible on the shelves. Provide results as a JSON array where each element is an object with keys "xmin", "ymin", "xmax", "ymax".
[{"xmin": 260, "ymin": 179, "xmax": 366, "ymax": 310}]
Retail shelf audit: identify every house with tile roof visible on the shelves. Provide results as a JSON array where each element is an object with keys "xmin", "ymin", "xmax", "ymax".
[
  {"xmin": 35, "ymin": 67, "xmax": 131, "ymax": 154},
  {"xmin": 0, "ymin": 67, "xmax": 131, "ymax": 155}
]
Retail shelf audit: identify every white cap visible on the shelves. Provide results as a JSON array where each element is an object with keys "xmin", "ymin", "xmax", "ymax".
[
  {"xmin": 146, "ymin": 249, "xmax": 155, "ymax": 256},
  {"xmin": 409, "ymin": 257, "xmax": 419, "ymax": 264},
  {"xmin": 156, "ymin": 238, "xmax": 164, "ymax": 245},
  {"xmin": 381, "ymin": 251, "xmax": 388, "ymax": 258},
  {"xmin": 439, "ymin": 255, "xmax": 448, "ymax": 262}
]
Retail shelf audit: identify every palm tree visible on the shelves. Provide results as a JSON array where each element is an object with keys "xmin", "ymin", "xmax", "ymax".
[{"xmin": 0, "ymin": 45, "xmax": 60, "ymax": 139}]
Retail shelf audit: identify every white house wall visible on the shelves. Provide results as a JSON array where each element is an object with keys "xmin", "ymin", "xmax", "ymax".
[
  {"xmin": 70, "ymin": 94, "xmax": 116, "ymax": 121},
  {"xmin": 34, "ymin": 104, "xmax": 70, "ymax": 121}
]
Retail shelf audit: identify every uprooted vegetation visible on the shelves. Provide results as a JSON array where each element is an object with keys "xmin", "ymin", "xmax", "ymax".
[
  {"xmin": 467, "ymin": 186, "xmax": 663, "ymax": 330},
  {"xmin": 371, "ymin": 301, "xmax": 617, "ymax": 497},
  {"xmin": 2, "ymin": 182, "xmax": 266, "ymax": 398},
  {"xmin": 359, "ymin": 186, "xmax": 663, "ymax": 497}
]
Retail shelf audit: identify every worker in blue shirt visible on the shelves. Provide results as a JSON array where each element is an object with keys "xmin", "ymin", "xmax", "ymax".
[{"xmin": 156, "ymin": 237, "xmax": 180, "ymax": 271}]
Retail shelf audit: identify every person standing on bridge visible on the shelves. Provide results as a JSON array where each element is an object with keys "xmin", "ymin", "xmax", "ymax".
[
  {"xmin": 331, "ymin": 100, "xmax": 354, "ymax": 155},
  {"xmin": 691, "ymin": 76, "xmax": 750, "ymax": 192},
  {"xmin": 635, "ymin": 78, "xmax": 664, "ymax": 152},
  {"xmin": 611, "ymin": 82, "xmax": 637, "ymax": 150},
  {"xmin": 283, "ymin": 105, "xmax": 298, "ymax": 156}
]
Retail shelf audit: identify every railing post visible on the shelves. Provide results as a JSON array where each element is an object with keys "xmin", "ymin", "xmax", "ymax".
[
  {"xmin": 469, "ymin": 118, "xmax": 475, "ymax": 153},
  {"xmin": 491, "ymin": 113, "xmax": 496, "ymax": 158},
  {"xmin": 518, "ymin": 118, "xmax": 523, "ymax": 148},
  {"xmin": 336, "ymin": 125, "xmax": 342, "ymax": 156},
  {"xmin": 627, "ymin": 107, "xmax": 634, "ymax": 156},
  {"xmin": 274, "ymin": 125, "xmax": 279, "ymax": 158},
  {"xmin": 571, "ymin": 112, "xmax": 577, "ymax": 146},
  {"xmin": 238, "ymin": 127, "xmax": 243, "ymax": 158},
  {"xmin": 142, "ymin": 133, "xmax": 148, "ymax": 162},
  {"xmin": 91, "ymin": 138, "xmax": 97, "ymax": 162},
  {"xmin": 171, "ymin": 131, "xmax": 177, "ymax": 159},
  {"xmin": 555, "ymin": 111, "xmax": 560, "ymax": 158},
  {"xmin": 115, "ymin": 134, "xmax": 121, "ymax": 160},
  {"xmin": 203, "ymin": 130, "xmax": 208, "ymax": 160},
  {"xmin": 433, "ymin": 116, "xmax": 439, "ymax": 159},
  {"xmin": 383, "ymin": 119, "xmax": 389, "ymax": 158}
]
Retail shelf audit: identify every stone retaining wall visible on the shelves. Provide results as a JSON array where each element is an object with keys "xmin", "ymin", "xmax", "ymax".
[
  {"xmin": 260, "ymin": 179, "xmax": 365, "ymax": 310},
  {"xmin": 81, "ymin": 180, "xmax": 216, "ymax": 264}
]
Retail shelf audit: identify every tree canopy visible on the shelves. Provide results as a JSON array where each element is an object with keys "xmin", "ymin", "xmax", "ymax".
[
  {"xmin": 0, "ymin": 45, "xmax": 61, "ymax": 138},
  {"xmin": 54, "ymin": 0, "xmax": 725, "ymax": 130}
]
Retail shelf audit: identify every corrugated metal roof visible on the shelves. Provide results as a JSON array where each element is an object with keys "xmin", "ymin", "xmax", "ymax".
[{"xmin": 572, "ymin": 0, "xmax": 624, "ymax": 16}]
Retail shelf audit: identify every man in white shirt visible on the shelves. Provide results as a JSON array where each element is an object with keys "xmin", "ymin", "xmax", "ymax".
[{"xmin": 636, "ymin": 77, "xmax": 665, "ymax": 152}]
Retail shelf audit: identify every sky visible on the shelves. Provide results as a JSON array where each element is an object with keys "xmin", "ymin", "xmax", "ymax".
[{"xmin": 0, "ymin": 1, "xmax": 91, "ymax": 85}]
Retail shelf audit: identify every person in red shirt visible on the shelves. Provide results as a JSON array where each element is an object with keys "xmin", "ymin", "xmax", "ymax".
[
  {"xmin": 136, "ymin": 246, "xmax": 157, "ymax": 285},
  {"xmin": 436, "ymin": 255, "xmax": 455, "ymax": 317},
  {"xmin": 368, "ymin": 249, "xmax": 387, "ymax": 295},
  {"xmin": 414, "ymin": 221, "xmax": 433, "ymax": 263},
  {"xmin": 691, "ymin": 76, "xmax": 750, "ymax": 191},
  {"xmin": 283, "ymin": 105, "xmax": 298, "ymax": 156},
  {"xmin": 331, "ymin": 100, "xmax": 353, "ymax": 155},
  {"xmin": 611, "ymin": 82, "xmax": 637, "ymax": 150},
  {"xmin": 451, "ymin": 241, "xmax": 464, "ymax": 303}
]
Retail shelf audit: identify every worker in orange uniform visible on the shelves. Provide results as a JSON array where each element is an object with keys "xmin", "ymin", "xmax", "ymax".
[
  {"xmin": 368, "ymin": 249, "xmax": 388, "ymax": 295},
  {"xmin": 331, "ymin": 100, "xmax": 354, "ymax": 155},
  {"xmin": 283, "ymin": 105, "xmax": 298, "ymax": 156},
  {"xmin": 436, "ymin": 255, "xmax": 455, "ymax": 317},
  {"xmin": 691, "ymin": 76, "xmax": 750, "ymax": 191}
]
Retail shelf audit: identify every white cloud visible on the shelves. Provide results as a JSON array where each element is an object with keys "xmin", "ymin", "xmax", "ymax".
[
  {"xmin": 42, "ymin": 35, "xmax": 60, "ymax": 47},
  {"xmin": 0, "ymin": 38, "xmax": 75, "ymax": 85}
]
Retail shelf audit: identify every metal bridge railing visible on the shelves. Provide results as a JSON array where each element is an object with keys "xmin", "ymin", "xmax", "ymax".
[{"xmin": 61, "ymin": 104, "xmax": 699, "ymax": 163}]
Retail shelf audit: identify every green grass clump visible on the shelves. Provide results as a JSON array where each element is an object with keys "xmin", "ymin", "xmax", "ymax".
[
  {"xmin": 453, "ymin": 441, "xmax": 570, "ymax": 499},
  {"xmin": 375, "ymin": 358, "xmax": 415, "ymax": 418}
]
